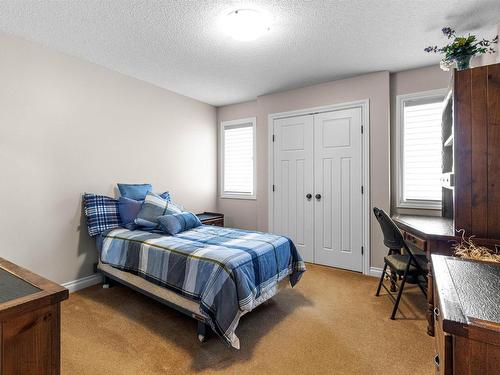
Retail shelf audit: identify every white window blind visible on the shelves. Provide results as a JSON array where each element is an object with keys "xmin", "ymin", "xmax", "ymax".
[
  {"xmin": 402, "ymin": 97, "xmax": 444, "ymax": 204},
  {"xmin": 221, "ymin": 118, "xmax": 255, "ymax": 198}
]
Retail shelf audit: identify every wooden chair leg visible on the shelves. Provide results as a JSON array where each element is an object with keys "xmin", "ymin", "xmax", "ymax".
[{"xmin": 389, "ymin": 268, "xmax": 398, "ymax": 292}]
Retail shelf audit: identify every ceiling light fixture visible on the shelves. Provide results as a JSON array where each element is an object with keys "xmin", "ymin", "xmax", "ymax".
[{"xmin": 221, "ymin": 9, "xmax": 270, "ymax": 42}]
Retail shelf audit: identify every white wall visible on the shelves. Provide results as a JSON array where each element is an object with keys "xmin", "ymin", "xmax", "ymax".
[
  {"xmin": 0, "ymin": 33, "xmax": 217, "ymax": 284},
  {"xmin": 217, "ymin": 71, "xmax": 391, "ymax": 269}
]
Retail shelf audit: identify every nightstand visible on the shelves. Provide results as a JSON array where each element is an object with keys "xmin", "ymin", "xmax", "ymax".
[{"xmin": 197, "ymin": 212, "xmax": 224, "ymax": 227}]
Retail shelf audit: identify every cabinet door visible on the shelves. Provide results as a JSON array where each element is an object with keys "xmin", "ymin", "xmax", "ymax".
[{"xmin": 2, "ymin": 305, "xmax": 58, "ymax": 375}]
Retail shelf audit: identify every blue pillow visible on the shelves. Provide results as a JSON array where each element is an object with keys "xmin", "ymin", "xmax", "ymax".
[
  {"xmin": 158, "ymin": 212, "xmax": 202, "ymax": 235},
  {"xmin": 134, "ymin": 192, "xmax": 171, "ymax": 229},
  {"xmin": 118, "ymin": 192, "xmax": 171, "ymax": 229},
  {"xmin": 118, "ymin": 196, "xmax": 142, "ymax": 229},
  {"xmin": 166, "ymin": 200, "xmax": 183, "ymax": 214},
  {"xmin": 117, "ymin": 183, "xmax": 152, "ymax": 200},
  {"xmin": 83, "ymin": 193, "xmax": 122, "ymax": 236}
]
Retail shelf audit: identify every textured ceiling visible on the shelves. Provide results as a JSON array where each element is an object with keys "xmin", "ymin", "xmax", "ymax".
[{"xmin": 0, "ymin": 0, "xmax": 498, "ymax": 106}]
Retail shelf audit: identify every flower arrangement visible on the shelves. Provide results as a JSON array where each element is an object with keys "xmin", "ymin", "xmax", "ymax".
[{"xmin": 425, "ymin": 27, "xmax": 498, "ymax": 71}]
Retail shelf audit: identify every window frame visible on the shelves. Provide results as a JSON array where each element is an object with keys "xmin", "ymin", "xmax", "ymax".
[
  {"xmin": 219, "ymin": 117, "xmax": 257, "ymax": 200},
  {"xmin": 396, "ymin": 89, "xmax": 448, "ymax": 210}
]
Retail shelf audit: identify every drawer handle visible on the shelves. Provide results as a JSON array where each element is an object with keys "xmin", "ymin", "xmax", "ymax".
[
  {"xmin": 434, "ymin": 307, "xmax": 440, "ymax": 318},
  {"xmin": 434, "ymin": 354, "xmax": 440, "ymax": 367}
]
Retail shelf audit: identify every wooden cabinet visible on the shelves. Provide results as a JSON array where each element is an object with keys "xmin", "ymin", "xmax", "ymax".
[
  {"xmin": 196, "ymin": 212, "xmax": 224, "ymax": 227},
  {"xmin": 0, "ymin": 258, "xmax": 68, "ymax": 375},
  {"xmin": 393, "ymin": 63, "xmax": 500, "ymax": 337},
  {"xmin": 454, "ymin": 64, "xmax": 500, "ymax": 239},
  {"xmin": 432, "ymin": 255, "xmax": 500, "ymax": 375}
]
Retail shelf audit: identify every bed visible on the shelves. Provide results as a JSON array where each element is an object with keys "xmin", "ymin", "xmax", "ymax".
[{"xmin": 96, "ymin": 224, "xmax": 305, "ymax": 349}]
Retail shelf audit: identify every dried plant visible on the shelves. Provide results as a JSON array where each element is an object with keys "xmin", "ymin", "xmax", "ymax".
[{"xmin": 453, "ymin": 229, "xmax": 500, "ymax": 263}]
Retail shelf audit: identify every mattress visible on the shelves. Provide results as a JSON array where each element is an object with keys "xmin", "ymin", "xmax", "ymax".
[{"xmin": 97, "ymin": 225, "xmax": 305, "ymax": 348}]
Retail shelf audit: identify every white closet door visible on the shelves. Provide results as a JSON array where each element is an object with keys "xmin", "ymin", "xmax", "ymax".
[
  {"xmin": 273, "ymin": 115, "xmax": 314, "ymax": 262},
  {"xmin": 313, "ymin": 108, "xmax": 363, "ymax": 271}
]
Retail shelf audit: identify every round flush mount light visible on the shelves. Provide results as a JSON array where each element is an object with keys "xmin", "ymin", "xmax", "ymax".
[{"xmin": 221, "ymin": 9, "xmax": 270, "ymax": 41}]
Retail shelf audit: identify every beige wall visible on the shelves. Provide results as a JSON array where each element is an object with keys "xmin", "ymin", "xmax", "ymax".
[
  {"xmin": 390, "ymin": 65, "xmax": 452, "ymax": 216},
  {"xmin": 216, "ymin": 100, "xmax": 258, "ymax": 230},
  {"xmin": 0, "ymin": 33, "xmax": 217, "ymax": 284},
  {"xmin": 217, "ymin": 71, "xmax": 391, "ymax": 269}
]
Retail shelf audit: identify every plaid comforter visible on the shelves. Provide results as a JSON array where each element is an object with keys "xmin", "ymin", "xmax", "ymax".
[{"xmin": 97, "ymin": 225, "xmax": 305, "ymax": 348}]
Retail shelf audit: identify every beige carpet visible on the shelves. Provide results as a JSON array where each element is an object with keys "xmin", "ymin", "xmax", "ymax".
[{"xmin": 61, "ymin": 264, "xmax": 434, "ymax": 375}]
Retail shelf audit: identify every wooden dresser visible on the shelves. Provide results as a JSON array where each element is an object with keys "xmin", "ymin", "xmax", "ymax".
[
  {"xmin": 0, "ymin": 258, "xmax": 68, "ymax": 375},
  {"xmin": 432, "ymin": 254, "xmax": 500, "ymax": 374}
]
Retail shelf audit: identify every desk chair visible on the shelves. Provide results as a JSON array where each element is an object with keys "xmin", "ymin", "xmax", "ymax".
[{"xmin": 373, "ymin": 207, "xmax": 428, "ymax": 319}]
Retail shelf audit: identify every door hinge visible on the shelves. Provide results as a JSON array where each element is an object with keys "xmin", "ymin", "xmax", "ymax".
[
  {"xmin": 361, "ymin": 186, "xmax": 364, "ymax": 194},
  {"xmin": 272, "ymin": 134, "xmax": 275, "ymax": 142},
  {"xmin": 361, "ymin": 125, "xmax": 364, "ymax": 134},
  {"xmin": 361, "ymin": 246, "xmax": 364, "ymax": 255},
  {"xmin": 272, "ymin": 184, "xmax": 275, "ymax": 192}
]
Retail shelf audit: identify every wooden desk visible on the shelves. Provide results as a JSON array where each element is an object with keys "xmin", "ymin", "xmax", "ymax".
[
  {"xmin": 0, "ymin": 258, "xmax": 68, "ymax": 374},
  {"xmin": 393, "ymin": 214, "xmax": 500, "ymax": 337},
  {"xmin": 432, "ymin": 255, "xmax": 500, "ymax": 374},
  {"xmin": 392, "ymin": 215, "xmax": 457, "ymax": 336}
]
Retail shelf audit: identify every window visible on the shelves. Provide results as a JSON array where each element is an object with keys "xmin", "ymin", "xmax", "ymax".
[
  {"xmin": 396, "ymin": 89, "xmax": 447, "ymax": 209},
  {"xmin": 220, "ymin": 117, "xmax": 256, "ymax": 199}
]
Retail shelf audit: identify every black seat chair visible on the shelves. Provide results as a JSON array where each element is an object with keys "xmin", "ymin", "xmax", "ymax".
[{"xmin": 373, "ymin": 207, "xmax": 428, "ymax": 319}]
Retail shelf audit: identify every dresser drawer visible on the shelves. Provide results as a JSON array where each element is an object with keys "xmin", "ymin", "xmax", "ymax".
[
  {"xmin": 403, "ymin": 231, "xmax": 427, "ymax": 251},
  {"xmin": 197, "ymin": 212, "xmax": 224, "ymax": 227},
  {"xmin": 202, "ymin": 218, "xmax": 224, "ymax": 227}
]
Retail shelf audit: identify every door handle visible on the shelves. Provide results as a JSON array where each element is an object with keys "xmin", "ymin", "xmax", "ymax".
[
  {"xmin": 306, "ymin": 193, "xmax": 312, "ymax": 200},
  {"xmin": 315, "ymin": 194, "xmax": 322, "ymax": 200}
]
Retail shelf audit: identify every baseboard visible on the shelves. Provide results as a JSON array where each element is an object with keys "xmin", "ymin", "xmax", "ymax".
[
  {"xmin": 368, "ymin": 267, "xmax": 383, "ymax": 278},
  {"xmin": 62, "ymin": 273, "xmax": 103, "ymax": 293}
]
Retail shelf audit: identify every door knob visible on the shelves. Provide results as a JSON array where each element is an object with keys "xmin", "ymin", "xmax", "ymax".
[
  {"xmin": 315, "ymin": 193, "xmax": 322, "ymax": 200},
  {"xmin": 306, "ymin": 193, "xmax": 312, "ymax": 200}
]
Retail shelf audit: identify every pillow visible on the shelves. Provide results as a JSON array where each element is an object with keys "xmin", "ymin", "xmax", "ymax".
[
  {"xmin": 83, "ymin": 193, "xmax": 122, "ymax": 236},
  {"xmin": 118, "ymin": 192, "xmax": 171, "ymax": 228},
  {"xmin": 158, "ymin": 212, "xmax": 202, "ymax": 235},
  {"xmin": 134, "ymin": 192, "xmax": 172, "ymax": 229},
  {"xmin": 159, "ymin": 191, "xmax": 172, "ymax": 202},
  {"xmin": 166, "ymin": 201, "xmax": 183, "ymax": 214},
  {"xmin": 117, "ymin": 183, "xmax": 152, "ymax": 200},
  {"xmin": 118, "ymin": 196, "xmax": 142, "ymax": 228}
]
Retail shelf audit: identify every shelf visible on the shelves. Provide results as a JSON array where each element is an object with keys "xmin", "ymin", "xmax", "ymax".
[{"xmin": 444, "ymin": 134, "xmax": 453, "ymax": 147}]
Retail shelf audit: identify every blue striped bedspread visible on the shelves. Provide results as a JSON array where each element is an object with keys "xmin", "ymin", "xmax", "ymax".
[{"xmin": 97, "ymin": 225, "xmax": 306, "ymax": 348}]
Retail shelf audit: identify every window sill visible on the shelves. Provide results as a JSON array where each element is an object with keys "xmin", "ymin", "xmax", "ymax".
[
  {"xmin": 397, "ymin": 201, "xmax": 442, "ymax": 210},
  {"xmin": 220, "ymin": 194, "xmax": 256, "ymax": 200}
]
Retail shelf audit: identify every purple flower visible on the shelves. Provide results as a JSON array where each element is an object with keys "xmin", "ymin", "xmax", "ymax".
[
  {"xmin": 442, "ymin": 27, "xmax": 455, "ymax": 38},
  {"xmin": 424, "ymin": 46, "xmax": 438, "ymax": 53}
]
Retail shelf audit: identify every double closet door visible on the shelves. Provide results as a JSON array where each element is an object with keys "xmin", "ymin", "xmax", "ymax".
[{"xmin": 272, "ymin": 107, "xmax": 363, "ymax": 272}]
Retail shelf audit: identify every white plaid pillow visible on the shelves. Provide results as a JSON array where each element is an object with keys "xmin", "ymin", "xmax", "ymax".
[{"xmin": 134, "ymin": 192, "xmax": 169, "ymax": 229}]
